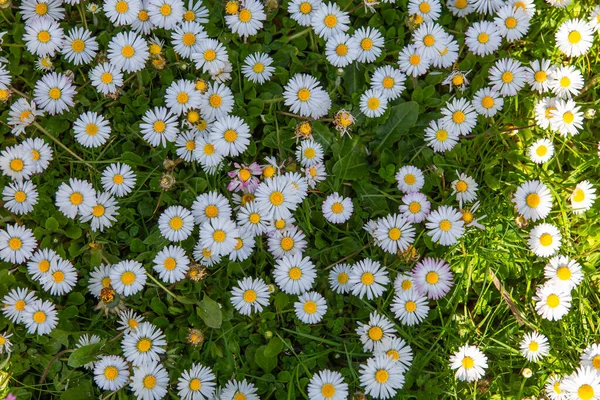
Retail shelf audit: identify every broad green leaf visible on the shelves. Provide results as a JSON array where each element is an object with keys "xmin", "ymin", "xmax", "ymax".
[
  {"xmin": 196, "ymin": 296, "xmax": 223, "ymax": 329},
  {"xmin": 331, "ymin": 136, "xmax": 369, "ymax": 181},
  {"xmin": 67, "ymin": 341, "xmax": 105, "ymax": 368},
  {"xmin": 264, "ymin": 337, "xmax": 284, "ymax": 358},
  {"xmin": 372, "ymin": 101, "xmax": 420, "ymax": 153}
]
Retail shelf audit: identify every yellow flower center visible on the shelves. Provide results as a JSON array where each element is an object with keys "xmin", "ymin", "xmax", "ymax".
[
  {"xmin": 204, "ymin": 49, "xmax": 217, "ymax": 61},
  {"xmin": 568, "ymin": 30, "xmax": 582, "ymax": 44},
  {"xmin": 299, "ymin": 2, "xmax": 312, "ymax": 13},
  {"xmin": 177, "ymin": 92, "xmax": 189, "ymax": 104},
  {"xmin": 401, "ymin": 280, "xmax": 412, "ymax": 291},
  {"xmin": 239, "ymin": 9, "xmax": 251, "ymax": 22},
  {"xmin": 203, "ymin": 143, "xmax": 215, "ymax": 155},
  {"xmin": 143, "ymin": 375, "xmax": 157, "ymax": 389},
  {"xmin": 239, "ymin": 169, "xmax": 251, "ymax": 182},
  {"xmin": 368, "ymin": 326, "xmax": 383, "ymax": 341},
  {"xmin": 13, "ymin": 190, "xmax": 26, "ymax": 203},
  {"xmin": 481, "ymin": 96, "xmax": 494, "ymax": 109},
  {"xmin": 288, "ymin": 267, "xmax": 302, "ymax": 280},
  {"xmin": 243, "ymin": 289, "xmax": 257, "ymax": 303},
  {"xmin": 101, "ymin": 277, "xmax": 111, "ymax": 287},
  {"xmin": 116, "ymin": 1, "xmax": 128, "ymax": 12},
  {"xmin": 270, "ymin": 191, "xmax": 284, "ymax": 206},
  {"xmin": 455, "ymin": 0, "xmax": 467, "ymax": 8},
  {"xmin": 578, "ymin": 384, "xmax": 594, "ymax": 400},
  {"xmin": 160, "ymin": 4, "xmax": 172, "ymax": 16},
  {"xmin": 501, "ymin": 71, "xmax": 514, "ymax": 83},
  {"xmin": 52, "ymin": 271, "xmax": 65, "ymax": 283},
  {"xmin": 185, "ymin": 140, "xmax": 196, "ymax": 151},
  {"xmin": 563, "ymin": 111, "xmax": 574, "ymax": 124},
  {"xmin": 303, "ymin": 300, "xmax": 317, "ymax": 314},
  {"xmin": 48, "ymin": 88, "xmax": 61, "ymax": 100},
  {"xmin": 183, "ymin": 10, "xmax": 195, "ymax": 21},
  {"xmin": 138, "ymin": 10, "xmax": 149, "ymax": 20},
  {"xmin": 572, "ymin": 188, "xmax": 585, "ymax": 203},
  {"xmin": 104, "ymin": 366, "xmax": 119, "ymax": 380},
  {"xmin": 526, "ymin": 193, "xmax": 540, "ymax": 208},
  {"xmin": 92, "ymin": 205, "xmax": 105, "ymax": 217},
  {"xmin": 101, "ymin": 72, "xmax": 113, "ymax": 84},
  {"xmin": 121, "ymin": 271, "xmax": 136, "ymax": 285},
  {"xmin": 409, "ymin": 54, "xmax": 420, "ymax": 65},
  {"xmin": 367, "ymin": 97, "xmax": 380, "ymax": 110},
  {"xmin": 555, "ymin": 266, "xmax": 571, "ymax": 281},
  {"xmin": 170, "ymin": 216, "xmax": 184, "ymax": 230},
  {"xmin": 36, "ymin": 2, "xmax": 48, "ymax": 15},
  {"xmin": 336, "ymin": 44, "xmax": 348, "ymax": 56},
  {"xmin": 439, "ymin": 220, "xmax": 451, "ymax": 231},
  {"xmin": 275, "ymin": 219, "xmax": 286, "ymax": 229},
  {"xmin": 436, "ymin": 129, "xmax": 448, "ymax": 142},
  {"xmin": 534, "ymin": 71, "xmax": 547, "ymax": 82},
  {"xmin": 298, "ymin": 88, "xmax": 311, "ymax": 102},
  {"xmin": 70, "ymin": 192, "xmax": 83, "ymax": 205},
  {"xmin": 539, "ymin": 233, "xmax": 553, "ymax": 247},
  {"xmin": 387, "ymin": 349, "xmax": 400, "ymax": 360},
  {"xmin": 456, "ymin": 180, "xmax": 468, "ymax": 192},
  {"xmin": 361, "ymin": 272, "xmax": 374, "ymax": 285},
  {"xmin": 86, "ymin": 123, "xmax": 99, "ymax": 136},
  {"xmin": 9, "ymin": 159, "xmax": 24, "ymax": 172},
  {"xmin": 225, "ymin": 1, "xmax": 239, "ymax": 14},
  {"xmin": 15, "ymin": 300, "xmax": 26, "ymax": 311},
  {"xmin": 71, "ymin": 39, "xmax": 85, "ymax": 53},
  {"xmin": 419, "ymin": 2, "xmax": 430, "ymax": 12},
  {"xmin": 331, "ymin": 202, "xmax": 344, "ymax": 214},
  {"xmin": 38, "ymin": 31, "xmax": 51, "ymax": 43},
  {"xmin": 33, "ymin": 311, "xmax": 46, "ymax": 323},
  {"xmin": 375, "ymin": 369, "xmax": 389, "ymax": 383},
  {"xmin": 234, "ymin": 238, "xmax": 243, "ymax": 250},
  {"xmin": 321, "ymin": 383, "xmax": 335, "ymax": 398},
  {"xmin": 535, "ymin": 145, "xmax": 547, "ymax": 157},
  {"xmin": 462, "ymin": 356, "xmax": 474, "ymax": 369},
  {"xmin": 224, "ymin": 129, "xmax": 238, "ymax": 143},
  {"xmin": 361, "ymin": 38, "xmax": 373, "ymax": 51},
  {"xmin": 189, "ymin": 378, "xmax": 202, "ymax": 391},
  {"xmin": 388, "ymin": 227, "xmax": 402, "ymax": 241},
  {"xmin": 592, "ymin": 356, "xmax": 600, "ymax": 370},
  {"xmin": 213, "ymin": 229, "xmax": 226, "ymax": 242},
  {"xmin": 202, "ymin": 248, "xmax": 212, "ymax": 258},
  {"xmin": 137, "ymin": 338, "xmax": 152, "ymax": 352},
  {"xmin": 546, "ymin": 293, "xmax": 560, "ymax": 308},
  {"xmin": 253, "ymin": 63, "xmax": 264, "ymax": 73},
  {"xmin": 423, "ymin": 34, "xmax": 435, "ymax": 47},
  {"xmin": 205, "ymin": 205, "xmax": 219, "ymax": 218},
  {"xmin": 209, "ymin": 94, "xmax": 222, "ymax": 108},
  {"xmin": 478, "ymin": 33, "xmax": 489, "ymax": 43},
  {"xmin": 163, "ymin": 257, "xmax": 177, "ymax": 270},
  {"xmin": 452, "ymin": 110, "xmax": 466, "ymax": 123},
  {"xmin": 121, "ymin": 45, "xmax": 135, "ymax": 58},
  {"xmin": 324, "ymin": 14, "xmax": 337, "ymax": 27},
  {"xmin": 452, "ymin": 75, "xmax": 464, "ymax": 86},
  {"xmin": 505, "ymin": 17, "xmax": 517, "ymax": 29},
  {"xmin": 560, "ymin": 76, "xmax": 571, "ymax": 88},
  {"xmin": 337, "ymin": 272, "xmax": 348, "ymax": 284},
  {"xmin": 280, "ymin": 237, "xmax": 294, "ymax": 251},
  {"xmin": 461, "ymin": 210, "xmax": 473, "ymax": 224},
  {"xmin": 234, "ymin": 394, "xmax": 247, "ymax": 400},
  {"xmin": 426, "ymin": 271, "xmax": 439, "ymax": 284},
  {"xmin": 528, "ymin": 341, "xmax": 539, "ymax": 351}
]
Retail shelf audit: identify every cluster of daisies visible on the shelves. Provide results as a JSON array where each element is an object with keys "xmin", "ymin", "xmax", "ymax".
[{"xmin": 0, "ymin": 0, "xmax": 599, "ymax": 395}]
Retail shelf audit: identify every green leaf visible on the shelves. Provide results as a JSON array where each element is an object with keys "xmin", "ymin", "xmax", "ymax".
[
  {"xmin": 372, "ymin": 102, "xmax": 419, "ymax": 153},
  {"xmin": 331, "ymin": 136, "xmax": 369, "ymax": 181},
  {"xmin": 60, "ymin": 382, "xmax": 94, "ymax": 400},
  {"xmin": 196, "ymin": 295, "xmax": 223, "ymax": 329},
  {"xmin": 264, "ymin": 337, "xmax": 284, "ymax": 358},
  {"xmin": 151, "ymin": 297, "xmax": 168, "ymax": 314},
  {"xmin": 65, "ymin": 225, "xmax": 82, "ymax": 240},
  {"xmin": 67, "ymin": 292, "xmax": 85, "ymax": 305},
  {"xmin": 45, "ymin": 217, "xmax": 60, "ymax": 231},
  {"xmin": 67, "ymin": 341, "xmax": 105, "ymax": 368},
  {"xmin": 254, "ymin": 345, "xmax": 277, "ymax": 373},
  {"xmin": 343, "ymin": 64, "xmax": 365, "ymax": 95}
]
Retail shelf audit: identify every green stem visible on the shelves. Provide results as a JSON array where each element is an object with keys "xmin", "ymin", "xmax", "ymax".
[{"xmin": 33, "ymin": 122, "xmax": 94, "ymax": 169}]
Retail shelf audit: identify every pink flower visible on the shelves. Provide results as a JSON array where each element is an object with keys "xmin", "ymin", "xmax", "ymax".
[{"xmin": 227, "ymin": 162, "xmax": 262, "ymax": 193}]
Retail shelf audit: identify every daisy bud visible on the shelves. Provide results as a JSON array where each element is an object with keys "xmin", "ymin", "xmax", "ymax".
[
  {"xmin": 160, "ymin": 173, "xmax": 177, "ymax": 190},
  {"xmin": 585, "ymin": 108, "xmax": 596, "ymax": 119},
  {"xmin": 264, "ymin": 330, "xmax": 273, "ymax": 339},
  {"xmin": 0, "ymin": 0, "xmax": 11, "ymax": 8},
  {"xmin": 522, "ymin": 368, "xmax": 533, "ymax": 378}
]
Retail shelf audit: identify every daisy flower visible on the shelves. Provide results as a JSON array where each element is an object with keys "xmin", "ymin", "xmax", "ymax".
[
  {"xmin": 140, "ymin": 106, "xmax": 179, "ymax": 147},
  {"xmin": 209, "ymin": 115, "xmax": 251, "ymax": 157},
  {"xmin": 425, "ymin": 205, "xmax": 465, "ymax": 246},
  {"xmin": 374, "ymin": 214, "xmax": 416, "ymax": 254},
  {"xmin": 449, "ymin": 344, "xmax": 488, "ymax": 382},
  {"xmin": 311, "ymin": 2, "xmax": 350, "ymax": 40},
  {"xmin": 101, "ymin": 163, "xmax": 136, "ymax": 197},
  {"xmin": 549, "ymin": 99, "xmax": 583, "ymax": 137},
  {"xmin": 175, "ymin": 130, "xmax": 198, "ymax": 162},
  {"xmin": 55, "ymin": 178, "xmax": 96, "ymax": 219},
  {"xmin": 432, "ymin": 38, "xmax": 459, "ymax": 69},
  {"xmin": 33, "ymin": 72, "xmax": 76, "ymax": 115},
  {"xmin": 89, "ymin": 62, "xmax": 124, "ymax": 95},
  {"xmin": 21, "ymin": 138, "xmax": 52, "ymax": 175},
  {"xmin": 273, "ymin": 253, "xmax": 316, "ymax": 294},
  {"xmin": 2, "ymin": 180, "xmax": 39, "ymax": 215},
  {"xmin": 520, "ymin": 331, "xmax": 550, "ymax": 362},
  {"xmin": 7, "ymin": 98, "xmax": 43, "ymax": 136},
  {"xmin": 288, "ymin": 0, "xmax": 321, "ymax": 26},
  {"xmin": 534, "ymin": 283, "xmax": 571, "ymax": 321},
  {"xmin": 236, "ymin": 202, "xmax": 268, "ymax": 236},
  {"xmin": 472, "ymin": 87, "xmax": 503, "ymax": 118},
  {"xmin": 0, "ymin": 145, "xmax": 34, "ymax": 182},
  {"xmin": 447, "ymin": 0, "xmax": 474, "ymax": 17},
  {"xmin": 412, "ymin": 22, "xmax": 447, "ymax": 60},
  {"xmin": 581, "ymin": 344, "xmax": 600, "ymax": 374},
  {"xmin": 562, "ymin": 367, "xmax": 600, "ymax": 400},
  {"xmin": 199, "ymin": 217, "xmax": 239, "ymax": 257},
  {"xmin": 63, "ymin": 27, "xmax": 98, "ymax": 65},
  {"xmin": 528, "ymin": 223, "xmax": 561, "ymax": 257},
  {"xmin": 549, "ymin": 65, "xmax": 584, "ymax": 99},
  {"xmin": 229, "ymin": 231, "xmax": 255, "ymax": 262},
  {"xmin": 22, "ymin": 299, "xmax": 58, "ymax": 335},
  {"xmin": 471, "ymin": 0, "xmax": 503, "ymax": 14},
  {"xmin": 354, "ymin": 27, "xmax": 384, "ymax": 63},
  {"xmin": 165, "ymin": 79, "xmax": 202, "ymax": 116},
  {"xmin": 391, "ymin": 289, "xmax": 429, "ymax": 326},
  {"xmin": 130, "ymin": 363, "xmax": 169, "ymax": 400},
  {"xmin": 152, "ymin": 245, "xmax": 190, "ymax": 283},
  {"xmin": 88, "ymin": 264, "xmax": 112, "ymax": 298},
  {"xmin": 225, "ymin": 0, "xmax": 266, "ymax": 39},
  {"xmin": 398, "ymin": 44, "xmax": 430, "ymax": 77},
  {"xmin": 254, "ymin": 175, "xmax": 299, "ymax": 220},
  {"xmin": 394, "ymin": 273, "xmax": 414, "ymax": 293},
  {"xmin": 0, "ymin": 332, "xmax": 12, "ymax": 354},
  {"xmin": 440, "ymin": 98, "xmax": 477, "ymax": 136},
  {"xmin": 360, "ymin": 89, "xmax": 388, "ymax": 118},
  {"xmin": 296, "ymin": 139, "xmax": 324, "ymax": 167},
  {"xmin": 117, "ymin": 309, "xmax": 144, "ymax": 334},
  {"xmin": 494, "ymin": 4, "xmax": 530, "ymax": 42},
  {"xmin": 23, "ymin": 18, "xmax": 64, "ymax": 57},
  {"xmin": 267, "ymin": 226, "xmax": 307, "ymax": 259},
  {"xmin": 424, "ymin": 119, "xmax": 459, "ymax": 153},
  {"xmin": 171, "ymin": 21, "xmax": 207, "ymax": 60},
  {"xmin": 534, "ymin": 97, "xmax": 558, "ymax": 130},
  {"xmin": 158, "ymin": 205, "xmax": 195, "ymax": 242},
  {"xmin": 322, "ymin": 192, "xmax": 353, "ymax": 224},
  {"xmin": 20, "ymin": 0, "xmax": 64, "ymax": 22},
  {"xmin": 194, "ymin": 135, "xmax": 224, "ymax": 171},
  {"xmin": 2, "ymin": 287, "xmax": 38, "ymax": 323},
  {"xmin": 356, "ymin": 311, "xmax": 396, "ymax": 352},
  {"xmin": 192, "ymin": 39, "xmax": 229, "ymax": 75},
  {"xmin": 130, "ymin": 0, "xmax": 154, "ymax": 34},
  {"xmin": 183, "ymin": 0, "xmax": 209, "ymax": 24},
  {"xmin": 488, "ymin": 58, "xmax": 527, "ymax": 97},
  {"xmin": 193, "ymin": 243, "xmax": 222, "ymax": 267},
  {"xmin": 371, "ymin": 66, "xmax": 405, "ymax": 101},
  {"xmin": 230, "ymin": 276, "xmax": 270, "ymax": 315},
  {"xmin": 110, "ymin": 260, "xmax": 147, "ymax": 296},
  {"xmin": 242, "ymin": 52, "xmax": 275, "ymax": 84},
  {"xmin": 412, "ymin": 257, "xmax": 453, "ymax": 300},
  {"xmin": 307, "ymin": 369, "xmax": 348, "ymax": 400},
  {"xmin": 397, "ymin": 193, "xmax": 429, "ymax": 223},
  {"xmin": 191, "ymin": 191, "xmax": 232, "ymax": 225},
  {"xmin": 148, "ymin": 0, "xmax": 184, "ymax": 28},
  {"xmin": 544, "ymin": 255, "xmax": 583, "ymax": 290},
  {"xmin": 283, "ymin": 73, "xmax": 331, "ymax": 119},
  {"xmin": 395, "ymin": 165, "xmax": 424, "ymax": 193},
  {"xmin": 107, "ymin": 31, "xmax": 149, "ymax": 73},
  {"xmin": 40, "ymin": 258, "xmax": 77, "ymax": 295},
  {"xmin": 177, "ymin": 363, "xmax": 216, "ymax": 400},
  {"xmin": 305, "ymin": 163, "xmax": 327, "ymax": 188},
  {"xmin": 408, "ymin": 0, "xmax": 441, "ymax": 22},
  {"xmin": 122, "ymin": 321, "xmax": 167, "ymax": 366},
  {"xmin": 295, "ymin": 291, "xmax": 327, "ymax": 324},
  {"xmin": 359, "ymin": 355, "xmax": 405, "ymax": 399},
  {"xmin": 0, "ymin": 223, "xmax": 36, "ymax": 264},
  {"xmin": 348, "ymin": 259, "xmax": 389, "ymax": 300},
  {"xmin": 590, "ymin": 6, "xmax": 600, "ymax": 32},
  {"xmin": 570, "ymin": 180, "xmax": 596, "ymax": 214},
  {"xmin": 555, "ymin": 18, "xmax": 594, "ymax": 57},
  {"xmin": 545, "ymin": 375, "xmax": 566, "ymax": 400},
  {"xmin": 451, "ymin": 171, "xmax": 478, "ymax": 205},
  {"xmin": 104, "ymin": 0, "xmax": 140, "ymax": 25},
  {"xmin": 325, "ymin": 33, "xmax": 359, "ymax": 68},
  {"xmin": 374, "ymin": 337, "xmax": 414, "ymax": 372},
  {"xmin": 227, "ymin": 162, "xmax": 262, "ymax": 193},
  {"xmin": 199, "ymin": 82, "xmax": 234, "ymax": 122},
  {"xmin": 328, "ymin": 263, "xmax": 352, "ymax": 294},
  {"xmin": 221, "ymin": 379, "xmax": 259, "ymax": 400},
  {"xmin": 529, "ymin": 138, "xmax": 554, "ymax": 164},
  {"xmin": 465, "ymin": 21, "xmax": 503, "ymax": 56},
  {"xmin": 94, "ymin": 355, "xmax": 130, "ymax": 391},
  {"xmin": 526, "ymin": 59, "xmax": 554, "ymax": 93},
  {"xmin": 73, "ymin": 111, "xmax": 111, "ymax": 148}
]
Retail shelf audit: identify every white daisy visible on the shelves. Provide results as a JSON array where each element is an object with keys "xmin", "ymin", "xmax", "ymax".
[
  {"xmin": 425, "ymin": 205, "xmax": 465, "ymax": 246},
  {"xmin": 472, "ymin": 87, "xmax": 503, "ymax": 118},
  {"xmin": 359, "ymin": 355, "xmax": 405, "ymax": 399},
  {"xmin": 307, "ymin": 369, "xmax": 348, "ymax": 400},
  {"xmin": 394, "ymin": 273, "xmax": 414, "ymax": 293},
  {"xmin": 1, "ymin": 287, "xmax": 38, "ymax": 324},
  {"xmin": 152, "ymin": 245, "xmax": 190, "ymax": 283},
  {"xmin": 488, "ymin": 58, "xmax": 527, "ymax": 97},
  {"xmin": 494, "ymin": 4, "xmax": 530, "ymax": 42},
  {"xmin": 55, "ymin": 178, "xmax": 96, "ymax": 219},
  {"xmin": 449, "ymin": 344, "xmax": 488, "ymax": 382},
  {"xmin": 322, "ymin": 192, "xmax": 353, "ymax": 224},
  {"xmin": 555, "ymin": 18, "xmax": 594, "ymax": 57},
  {"xmin": 374, "ymin": 214, "xmax": 416, "ymax": 254},
  {"xmin": 172, "ymin": 21, "xmax": 207, "ymax": 60},
  {"xmin": 89, "ymin": 62, "xmax": 124, "ymax": 95},
  {"xmin": 562, "ymin": 367, "xmax": 600, "ymax": 400},
  {"xmin": 371, "ymin": 66, "xmax": 406, "ymax": 101},
  {"xmin": 295, "ymin": 291, "xmax": 327, "ymax": 324},
  {"xmin": 354, "ymin": 26, "xmax": 384, "ymax": 63},
  {"xmin": 193, "ymin": 243, "xmax": 222, "ymax": 267},
  {"xmin": 110, "ymin": 260, "xmax": 147, "ymax": 296},
  {"xmin": 283, "ymin": 73, "xmax": 331, "ymax": 119},
  {"xmin": 225, "ymin": 0, "xmax": 266, "ymax": 39},
  {"xmin": 21, "ymin": 138, "xmax": 52, "ymax": 175},
  {"xmin": 148, "ymin": 0, "xmax": 184, "ymax": 29},
  {"xmin": 122, "ymin": 321, "xmax": 167, "ymax": 366},
  {"xmin": 254, "ymin": 175, "xmax": 299, "ymax": 220},
  {"xmin": 273, "ymin": 253, "xmax": 316, "ymax": 295},
  {"xmin": 192, "ymin": 39, "xmax": 229, "ymax": 75},
  {"xmin": 526, "ymin": 59, "xmax": 554, "ymax": 93},
  {"xmin": 549, "ymin": 65, "xmax": 584, "ymax": 99},
  {"xmin": 33, "ymin": 72, "xmax": 76, "ymax": 115},
  {"xmin": 288, "ymin": 0, "xmax": 321, "ymax": 26},
  {"xmin": 512, "ymin": 180, "xmax": 553, "ymax": 221},
  {"xmin": 241, "ymin": 52, "xmax": 275, "ymax": 84},
  {"xmin": 230, "ymin": 276, "xmax": 270, "ymax": 315},
  {"xmin": 0, "ymin": 223, "xmax": 36, "ymax": 264},
  {"xmin": 23, "ymin": 18, "xmax": 64, "ymax": 57},
  {"xmin": 101, "ymin": 163, "xmax": 136, "ymax": 197},
  {"xmin": 398, "ymin": 44, "xmax": 430, "ymax": 77},
  {"xmin": 7, "ymin": 98, "xmax": 43, "ymax": 136},
  {"xmin": 20, "ymin": 0, "xmax": 64, "ymax": 22},
  {"xmin": 73, "ymin": 111, "xmax": 111, "ymax": 148},
  {"xmin": 328, "ymin": 263, "xmax": 352, "ymax": 294},
  {"xmin": 447, "ymin": 0, "xmax": 474, "ymax": 17},
  {"xmin": 528, "ymin": 223, "xmax": 562, "ymax": 257},
  {"xmin": 0, "ymin": 145, "xmax": 34, "ymax": 182},
  {"xmin": 199, "ymin": 217, "xmax": 239, "ymax": 257},
  {"xmin": 348, "ymin": 258, "xmax": 389, "ymax": 300},
  {"xmin": 131, "ymin": 0, "xmax": 154, "ymax": 34},
  {"xmin": 545, "ymin": 375, "xmax": 567, "ymax": 400},
  {"xmin": 107, "ymin": 31, "xmax": 149, "ymax": 73},
  {"xmin": 570, "ymin": 180, "xmax": 596, "ymax": 214},
  {"xmin": 267, "ymin": 226, "xmax": 307, "ymax": 259},
  {"xmin": 229, "ymin": 231, "xmax": 255, "ymax": 262},
  {"xmin": 549, "ymin": 98, "xmax": 583, "ymax": 137},
  {"xmin": 183, "ymin": 0, "xmax": 209, "ymax": 24},
  {"xmin": 424, "ymin": 119, "xmax": 459, "ymax": 153},
  {"xmin": 581, "ymin": 344, "xmax": 600, "ymax": 374},
  {"xmin": 40, "ymin": 258, "xmax": 77, "ymax": 295},
  {"xmin": 412, "ymin": 22, "xmax": 447, "ymax": 60},
  {"xmin": 411, "ymin": 257, "xmax": 453, "ymax": 300},
  {"xmin": 360, "ymin": 88, "xmax": 388, "ymax": 118},
  {"xmin": 544, "ymin": 255, "xmax": 583, "ymax": 290},
  {"xmin": 94, "ymin": 355, "xmax": 130, "ymax": 391},
  {"xmin": 63, "ymin": 27, "xmax": 98, "ymax": 65},
  {"xmin": 175, "ymin": 130, "xmax": 198, "ymax": 162},
  {"xmin": 141, "ymin": 106, "xmax": 179, "ymax": 147},
  {"xmin": 209, "ymin": 115, "xmax": 251, "ymax": 157},
  {"xmin": 398, "ymin": 192, "xmax": 430, "ymax": 223},
  {"xmin": 158, "ymin": 205, "xmax": 195, "ymax": 242},
  {"xmin": 199, "ymin": 82, "xmax": 234, "ymax": 122},
  {"xmin": 165, "ymin": 79, "xmax": 202, "ymax": 116},
  {"xmin": 529, "ymin": 138, "xmax": 554, "ymax": 164},
  {"xmin": 194, "ymin": 135, "xmax": 224, "ymax": 171},
  {"xmin": 391, "ymin": 289, "xmax": 429, "ymax": 326},
  {"xmin": 520, "ymin": 331, "xmax": 550, "ymax": 362},
  {"xmin": 440, "ymin": 98, "xmax": 477, "ymax": 136},
  {"xmin": 191, "ymin": 191, "xmax": 232, "ymax": 225},
  {"xmin": 533, "ymin": 282, "xmax": 571, "ymax": 321},
  {"xmin": 534, "ymin": 97, "xmax": 558, "ymax": 130},
  {"xmin": 22, "ymin": 299, "xmax": 58, "ymax": 335},
  {"xmin": 2, "ymin": 180, "xmax": 39, "ymax": 215},
  {"xmin": 177, "ymin": 363, "xmax": 217, "ymax": 400},
  {"xmin": 104, "ymin": 0, "xmax": 140, "ymax": 25},
  {"xmin": 117, "ymin": 309, "xmax": 144, "ymax": 334},
  {"xmin": 356, "ymin": 311, "xmax": 396, "ymax": 352},
  {"xmin": 408, "ymin": 0, "xmax": 441, "ymax": 22},
  {"xmin": 325, "ymin": 33, "xmax": 359, "ymax": 68},
  {"xmin": 88, "ymin": 264, "xmax": 112, "ymax": 297},
  {"xmin": 451, "ymin": 171, "xmax": 478, "ymax": 206},
  {"xmin": 130, "ymin": 362, "xmax": 169, "ymax": 400},
  {"xmin": 311, "ymin": 2, "xmax": 350, "ymax": 40},
  {"xmin": 221, "ymin": 379, "xmax": 259, "ymax": 400},
  {"xmin": 395, "ymin": 165, "xmax": 424, "ymax": 194},
  {"xmin": 374, "ymin": 337, "xmax": 413, "ymax": 372}
]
